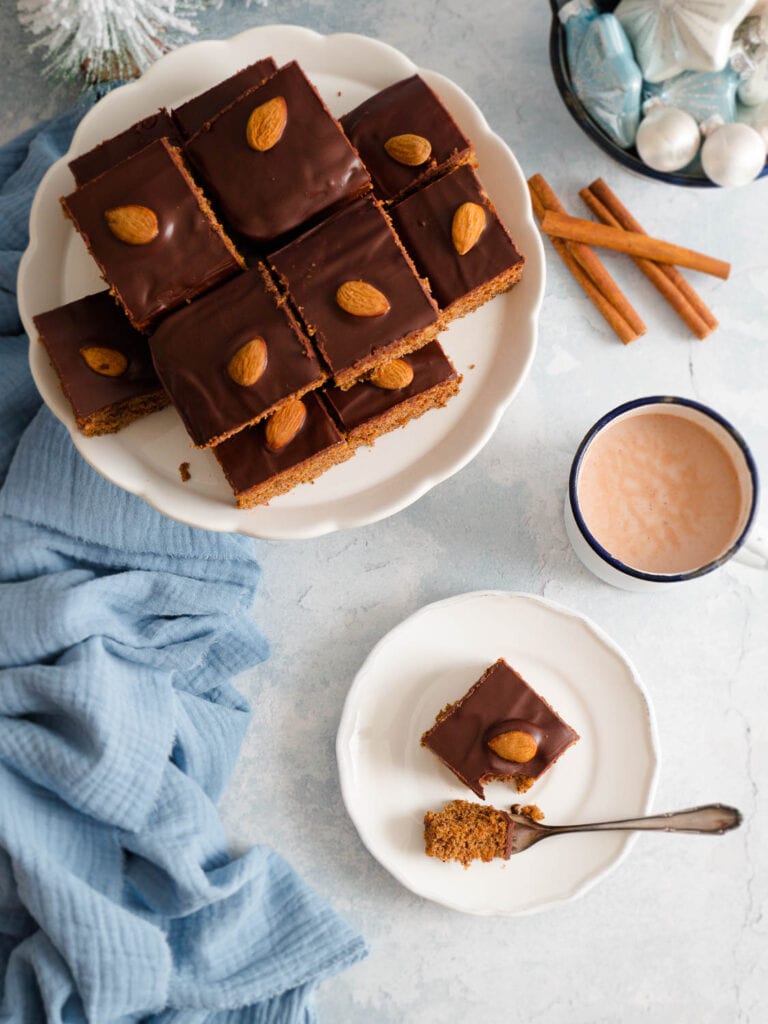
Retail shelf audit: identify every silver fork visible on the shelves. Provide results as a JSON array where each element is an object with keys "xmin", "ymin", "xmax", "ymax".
[{"xmin": 508, "ymin": 803, "xmax": 742, "ymax": 856}]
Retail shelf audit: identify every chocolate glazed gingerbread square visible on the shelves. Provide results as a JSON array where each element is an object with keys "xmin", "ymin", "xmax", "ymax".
[
  {"xmin": 390, "ymin": 164, "xmax": 525, "ymax": 324},
  {"xmin": 270, "ymin": 197, "xmax": 440, "ymax": 389},
  {"xmin": 421, "ymin": 658, "xmax": 580, "ymax": 798},
  {"xmin": 185, "ymin": 61, "xmax": 371, "ymax": 245},
  {"xmin": 34, "ymin": 290, "xmax": 168, "ymax": 436},
  {"xmin": 323, "ymin": 341, "xmax": 460, "ymax": 447},
  {"xmin": 213, "ymin": 391, "xmax": 354, "ymax": 508},
  {"xmin": 340, "ymin": 74, "xmax": 473, "ymax": 203},
  {"xmin": 61, "ymin": 138, "xmax": 243, "ymax": 331},
  {"xmin": 150, "ymin": 264, "xmax": 325, "ymax": 448}
]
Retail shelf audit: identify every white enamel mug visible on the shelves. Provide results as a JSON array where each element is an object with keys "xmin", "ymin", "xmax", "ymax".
[{"xmin": 565, "ymin": 396, "xmax": 764, "ymax": 592}]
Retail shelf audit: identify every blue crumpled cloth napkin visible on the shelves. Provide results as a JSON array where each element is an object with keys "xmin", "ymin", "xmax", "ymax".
[{"xmin": 0, "ymin": 107, "xmax": 366, "ymax": 1023}]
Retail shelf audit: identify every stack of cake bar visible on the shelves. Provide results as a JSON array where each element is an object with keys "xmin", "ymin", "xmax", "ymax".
[{"xmin": 34, "ymin": 59, "xmax": 525, "ymax": 507}]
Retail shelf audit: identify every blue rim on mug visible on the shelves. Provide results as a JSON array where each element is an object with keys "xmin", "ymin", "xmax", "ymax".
[
  {"xmin": 547, "ymin": 0, "xmax": 768, "ymax": 189},
  {"xmin": 568, "ymin": 396, "xmax": 760, "ymax": 583}
]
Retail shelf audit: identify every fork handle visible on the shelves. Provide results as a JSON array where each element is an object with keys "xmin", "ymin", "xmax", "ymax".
[{"xmin": 545, "ymin": 803, "xmax": 741, "ymax": 837}]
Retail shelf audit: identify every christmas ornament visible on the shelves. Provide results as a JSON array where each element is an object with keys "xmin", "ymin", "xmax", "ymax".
[
  {"xmin": 643, "ymin": 68, "xmax": 739, "ymax": 123},
  {"xmin": 738, "ymin": 53, "xmax": 768, "ymax": 104},
  {"xmin": 570, "ymin": 14, "xmax": 643, "ymax": 148},
  {"xmin": 17, "ymin": 0, "xmax": 205, "ymax": 85},
  {"xmin": 615, "ymin": 0, "xmax": 754, "ymax": 82},
  {"xmin": 733, "ymin": 11, "xmax": 768, "ymax": 103},
  {"xmin": 737, "ymin": 97, "xmax": 768, "ymax": 145},
  {"xmin": 559, "ymin": 0, "xmax": 598, "ymax": 69},
  {"xmin": 700, "ymin": 118, "xmax": 767, "ymax": 183},
  {"xmin": 635, "ymin": 106, "xmax": 701, "ymax": 172}
]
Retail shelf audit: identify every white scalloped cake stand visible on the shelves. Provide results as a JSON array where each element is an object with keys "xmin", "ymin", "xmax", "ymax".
[{"xmin": 18, "ymin": 26, "xmax": 545, "ymax": 539}]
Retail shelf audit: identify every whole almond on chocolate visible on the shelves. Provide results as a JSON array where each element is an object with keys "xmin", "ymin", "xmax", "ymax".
[
  {"xmin": 369, "ymin": 358, "xmax": 414, "ymax": 390},
  {"xmin": 79, "ymin": 346, "xmax": 128, "ymax": 377},
  {"xmin": 384, "ymin": 133, "xmax": 432, "ymax": 167},
  {"xmin": 336, "ymin": 280, "xmax": 390, "ymax": 318},
  {"xmin": 227, "ymin": 337, "xmax": 268, "ymax": 387},
  {"xmin": 486, "ymin": 729, "xmax": 538, "ymax": 763},
  {"xmin": 246, "ymin": 96, "xmax": 288, "ymax": 151},
  {"xmin": 452, "ymin": 201, "xmax": 486, "ymax": 255},
  {"xmin": 104, "ymin": 205, "xmax": 159, "ymax": 245},
  {"xmin": 265, "ymin": 398, "xmax": 306, "ymax": 450}
]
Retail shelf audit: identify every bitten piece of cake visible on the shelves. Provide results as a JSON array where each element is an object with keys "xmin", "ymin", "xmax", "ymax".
[
  {"xmin": 424, "ymin": 799, "xmax": 546, "ymax": 866},
  {"xmin": 421, "ymin": 658, "xmax": 579, "ymax": 798},
  {"xmin": 424, "ymin": 800, "xmax": 515, "ymax": 867}
]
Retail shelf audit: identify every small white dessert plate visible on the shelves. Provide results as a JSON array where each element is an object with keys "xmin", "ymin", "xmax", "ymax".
[
  {"xmin": 17, "ymin": 25, "xmax": 544, "ymax": 539},
  {"xmin": 336, "ymin": 591, "xmax": 659, "ymax": 915}
]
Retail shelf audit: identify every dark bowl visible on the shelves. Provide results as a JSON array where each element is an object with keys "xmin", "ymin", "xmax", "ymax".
[{"xmin": 548, "ymin": 0, "xmax": 768, "ymax": 188}]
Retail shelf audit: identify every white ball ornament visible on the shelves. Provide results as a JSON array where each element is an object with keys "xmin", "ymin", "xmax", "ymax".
[
  {"xmin": 635, "ymin": 106, "xmax": 701, "ymax": 172},
  {"xmin": 701, "ymin": 121, "xmax": 767, "ymax": 185}
]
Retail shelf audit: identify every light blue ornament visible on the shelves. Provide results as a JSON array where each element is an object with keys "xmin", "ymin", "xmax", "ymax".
[
  {"xmin": 571, "ymin": 14, "xmax": 643, "ymax": 148},
  {"xmin": 560, "ymin": 0, "xmax": 599, "ymax": 69},
  {"xmin": 643, "ymin": 68, "xmax": 740, "ymax": 124}
]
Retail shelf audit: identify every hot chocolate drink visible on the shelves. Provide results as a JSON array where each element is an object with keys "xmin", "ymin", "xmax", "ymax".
[{"xmin": 577, "ymin": 409, "xmax": 747, "ymax": 575}]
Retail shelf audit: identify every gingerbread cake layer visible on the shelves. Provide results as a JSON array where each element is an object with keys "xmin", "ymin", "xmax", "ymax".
[{"xmin": 424, "ymin": 800, "xmax": 514, "ymax": 867}]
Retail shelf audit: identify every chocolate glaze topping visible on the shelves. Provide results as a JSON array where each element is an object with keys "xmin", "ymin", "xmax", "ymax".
[
  {"xmin": 172, "ymin": 57, "xmax": 278, "ymax": 137},
  {"xmin": 68, "ymin": 110, "xmax": 181, "ymax": 186},
  {"xmin": 34, "ymin": 290, "xmax": 162, "ymax": 418},
  {"xmin": 213, "ymin": 391, "xmax": 344, "ymax": 495},
  {"xmin": 150, "ymin": 265, "xmax": 323, "ymax": 447},
  {"xmin": 340, "ymin": 75, "xmax": 472, "ymax": 202},
  {"xmin": 62, "ymin": 139, "xmax": 241, "ymax": 330},
  {"xmin": 421, "ymin": 658, "xmax": 580, "ymax": 799},
  {"xmin": 390, "ymin": 164, "xmax": 525, "ymax": 310},
  {"xmin": 185, "ymin": 61, "xmax": 371, "ymax": 244},
  {"xmin": 324, "ymin": 341, "xmax": 456, "ymax": 431},
  {"xmin": 270, "ymin": 197, "xmax": 438, "ymax": 377}
]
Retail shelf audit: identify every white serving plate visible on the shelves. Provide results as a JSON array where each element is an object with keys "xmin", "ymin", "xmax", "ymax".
[
  {"xmin": 336, "ymin": 591, "xmax": 659, "ymax": 915},
  {"xmin": 18, "ymin": 26, "xmax": 545, "ymax": 539}
]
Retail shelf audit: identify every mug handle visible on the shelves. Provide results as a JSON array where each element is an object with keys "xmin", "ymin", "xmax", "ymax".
[{"xmin": 733, "ymin": 537, "xmax": 768, "ymax": 570}]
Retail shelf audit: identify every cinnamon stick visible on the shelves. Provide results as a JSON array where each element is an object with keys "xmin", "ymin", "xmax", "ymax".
[
  {"xmin": 540, "ymin": 211, "xmax": 731, "ymax": 281},
  {"xmin": 588, "ymin": 178, "xmax": 718, "ymax": 335},
  {"xmin": 527, "ymin": 175, "xmax": 642, "ymax": 344},
  {"xmin": 579, "ymin": 187, "xmax": 714, "ymax": 339}
]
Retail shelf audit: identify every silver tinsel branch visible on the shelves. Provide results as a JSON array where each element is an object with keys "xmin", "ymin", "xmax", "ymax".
[{"xmin": 17, "ymin": 0, "xmax": 207, "ymax": 84}]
